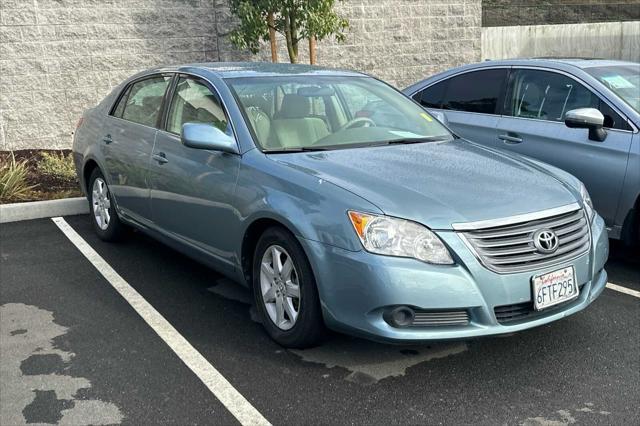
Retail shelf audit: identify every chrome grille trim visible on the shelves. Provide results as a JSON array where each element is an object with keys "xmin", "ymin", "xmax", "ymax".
[{"xmin": 458, "ymin": 207, "xmax": 591, "ymax": 274}]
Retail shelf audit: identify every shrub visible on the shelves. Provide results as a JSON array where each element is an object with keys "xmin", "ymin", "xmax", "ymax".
[
  {"xmin": 38, "ymin": 151, "xmax": 76, "ymax": 181},
  {"xmin": 0, "ymin": 152, "xmax": 38, "ymax": 203}
]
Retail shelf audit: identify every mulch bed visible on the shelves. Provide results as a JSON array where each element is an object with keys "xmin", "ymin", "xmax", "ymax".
[{"xmin": 0, "ymin": 149, "xmax": 83, "ymax": 203}]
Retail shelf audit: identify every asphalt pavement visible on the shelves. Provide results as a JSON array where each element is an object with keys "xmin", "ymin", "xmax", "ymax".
[{"xmin": 1, "ymin": 215, "xmax": 638, "ymax": 425}]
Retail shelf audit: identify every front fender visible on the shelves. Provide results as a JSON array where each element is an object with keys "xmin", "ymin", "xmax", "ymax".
[{"xmin": 234, "ymin": 150, "xmax": 382, "ymax": 253}]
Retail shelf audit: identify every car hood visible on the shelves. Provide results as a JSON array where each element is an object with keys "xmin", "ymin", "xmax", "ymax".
[{"xmin": 268, "ymin": 140, "xmax": 579, "ymax": 230}]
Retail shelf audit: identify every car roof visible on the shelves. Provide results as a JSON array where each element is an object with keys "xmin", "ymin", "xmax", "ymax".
[
  {"xmin": 145, "ymin": 62, "xmax": 368, "ymax": 79},
  {"xmin": 481, "ymin": 57, "xmax": 639, "ymax": 69}
]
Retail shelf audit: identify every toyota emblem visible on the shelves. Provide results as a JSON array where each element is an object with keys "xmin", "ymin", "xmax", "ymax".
[{"xmin": 533, "ymin": 229, "xmax": 560, "ymax": 254}]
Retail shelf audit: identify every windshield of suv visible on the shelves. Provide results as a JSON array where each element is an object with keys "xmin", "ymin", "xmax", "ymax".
[
  {"xmin": 585, "ymin": 65, "xmax": 640, "ymax": 113},
  {"xmin": 227, "ymin": 76, "xmax": 452, "ymax": 152}
]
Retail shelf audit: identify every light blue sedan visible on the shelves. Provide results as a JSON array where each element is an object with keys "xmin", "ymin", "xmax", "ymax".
[
  {"xmin": 73, "ymin": 63, "xmax": 608, "ymax": 348},
  {"xmin": 404, "ymin": 58, "xmax": 640, "ymax": 245}
]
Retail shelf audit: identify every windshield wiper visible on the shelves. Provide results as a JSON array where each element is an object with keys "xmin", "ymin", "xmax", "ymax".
[
  {"xmin": 385, "ymin": 136, "xmax": 452, "ymax": 145},
  {"xmin": 263, "ymin": 146, "xmax": 330, "ymax": 154}
]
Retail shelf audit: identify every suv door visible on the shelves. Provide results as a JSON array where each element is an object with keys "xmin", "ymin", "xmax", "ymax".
[
  {"xmin": 412, "ymin": 68, "xmax": 509, "ymax": 145},
  {"xmin": 149, "ymin": 74, "xmax": 241, "ymax": 273},
  {"xmin": 495, "ymin": 68, "xmax": 634, "ymax": 227},
  {"xmin": 103, "ymin": 74, "xmax": 172, "ymax": 222}
]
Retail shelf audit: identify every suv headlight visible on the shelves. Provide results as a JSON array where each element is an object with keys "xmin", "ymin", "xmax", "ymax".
[
  {"xmin": 348, "ymin": 211, "xmax": 454, "ymax": 264},
  {"xmin": 579, "ymin": 182, "xmax": 595, "ymax": 222}
]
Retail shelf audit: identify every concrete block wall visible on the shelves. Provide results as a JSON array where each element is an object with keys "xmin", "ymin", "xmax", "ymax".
[{"xmin": 0, "ymin": 0, "xmax": 481, "ymax": 151}]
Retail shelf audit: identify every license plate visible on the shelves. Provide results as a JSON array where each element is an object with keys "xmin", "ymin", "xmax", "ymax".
[{"xmin": 532, "ymin": 266, "xmax": 579, "ymax": 311}]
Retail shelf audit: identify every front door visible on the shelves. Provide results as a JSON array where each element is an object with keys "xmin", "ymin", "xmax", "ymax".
[
  {"xmin": 149, "ymin": 75, "xmax": 241, "ymax": 272},
  {"xmin": 495, "ymin": 68, "xmax": 633, "ymax": 226}
]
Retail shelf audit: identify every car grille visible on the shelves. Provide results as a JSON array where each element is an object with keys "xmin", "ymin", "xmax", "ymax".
[
  {"xmin": 494, "ymin": 284, "xmax": 585, "ymax": 324},
  {"xmin": 459, "ymin": 208, "xmax": 590, "ymax": 274},
  {"xmin": 410, "ymin": 310, "xmax": 470, "ymax": 327}
]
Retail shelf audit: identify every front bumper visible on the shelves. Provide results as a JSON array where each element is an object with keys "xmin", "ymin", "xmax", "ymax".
[{"xmin": 300, "ymin": 214, "xmax": 609, "ymax": 343}]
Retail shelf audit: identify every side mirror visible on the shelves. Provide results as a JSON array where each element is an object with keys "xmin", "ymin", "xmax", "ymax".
[
  {"xmin": 564, "ymin": 108, "xmax": 607, "ymax": 142},
  {"xmin": 181, "ymin": 123, "xmax": 238, "ymax": 153},
  {"xmin": 428, "ymin": 109, "xmax": 449, "ymax": 127}
]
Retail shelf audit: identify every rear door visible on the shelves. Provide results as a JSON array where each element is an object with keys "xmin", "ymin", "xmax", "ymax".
[
  {"xmin": 149, "ymin": 74, "xmax": 241, "ymax": 273},
  {"xmin": 412, "ymin": 68, "xmax": 509, "ymax": 145},
  {"xmin": 102, "ymin": 74, "xmax": 172, "ymax": 222},
  {"xmin": 495, "ymin": 68, "xmax": 634, "ymax": 226}
]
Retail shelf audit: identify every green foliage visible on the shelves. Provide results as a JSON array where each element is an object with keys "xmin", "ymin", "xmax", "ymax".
[
  {"xmin": 229, "ymin": 0, "xmax": 349, "ymax": 63},
  {"xmin": 229, "ymin": 0, "xmax": 272, "ymax": 54},
  {"xmin": 38, "ymin": 151, "xmax": 77, "ymax": 181},
  {"xmin": 0, "ymin": 152, "xmax": 37, "ymax": 203}
]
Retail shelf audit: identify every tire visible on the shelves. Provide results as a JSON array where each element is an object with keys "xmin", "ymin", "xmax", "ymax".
[
  {"xmin": 88, "ymin": 168, "xmax": 125, "ymax": 241},
  {"xmin": 252, "ymin": 227, "xmax": 324, "ymax": 348}
]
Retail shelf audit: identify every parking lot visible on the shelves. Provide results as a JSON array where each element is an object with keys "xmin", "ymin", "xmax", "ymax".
[{"xmin": 1, "ymin": 215, "xmax": 638, "ymax": 425}]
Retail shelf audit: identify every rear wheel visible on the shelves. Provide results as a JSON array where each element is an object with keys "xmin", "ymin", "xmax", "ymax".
[
  {"xmin": 252, "ymin": 227, "xmax": 324, "ymax": 348},
  {"xmin": 88, "ymin": 168, "xmax": 125, "ymax": 241}
]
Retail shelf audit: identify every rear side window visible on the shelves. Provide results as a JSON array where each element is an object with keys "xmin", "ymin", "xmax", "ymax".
[
  {"xmin": 112, "ymin": 86, "xmax": 130, "ymax": 118},
  {"xmin": 413, "ymin": 81, "xmax": 446, "ymax": 109},
  {"xmin": 119, "ymin": 76, "xmax": 171, "ymax": 127},
  {"xmin": 505, "ymin": 69, "xmax": 632, "ymax": 130},
  {"xmin": 441, "ymin": 69, "xmax": 508, "ymax": 114}
]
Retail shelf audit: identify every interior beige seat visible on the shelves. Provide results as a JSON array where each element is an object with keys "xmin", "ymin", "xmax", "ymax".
[{"xmin": 271, "ymin": 94, "xmax": 330, "ymax": 148}]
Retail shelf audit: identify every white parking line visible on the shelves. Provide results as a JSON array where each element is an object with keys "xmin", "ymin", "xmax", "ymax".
[
  {"xmin": 606, "ymin": 282, "xmax": 640, "ymax": 299},
  {"xmin": 51, "ymin": 217, "xmax": 271, "ymax": 426}
]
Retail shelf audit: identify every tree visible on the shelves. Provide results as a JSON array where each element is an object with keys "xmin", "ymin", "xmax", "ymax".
[
  {"xmin": 303, "ymin": 0, "xmax": 348, "ymax": 64},
  {"xmin": 229, "ymin": 0, "xmax": 279, "ymax": 62},
  {"xmin": 229, "ymin": 0, "xmax": 348, "ymax": 64}
]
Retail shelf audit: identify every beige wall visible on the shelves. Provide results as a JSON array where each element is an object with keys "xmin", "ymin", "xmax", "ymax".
[
  {"xmin": 482, "ymin": 21, "xmax": 640, "ymax": 62},
  {"xmin": 0, "ymin": 0, "xmax": 482, "ymax": 151}
]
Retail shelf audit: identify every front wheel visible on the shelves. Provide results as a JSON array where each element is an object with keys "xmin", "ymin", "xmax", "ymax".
[
  {"xmin": 252, "ymin": 227, "xmax": 324, "ymax": 348},
  {"xmin": 88, "ymin": 168, "xmax": 125, "ymax": 241}
]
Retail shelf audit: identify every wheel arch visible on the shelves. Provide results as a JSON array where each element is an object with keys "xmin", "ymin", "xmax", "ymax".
[
  {"xmin": 240, "ymin": 215, "xmax": 307, "ymax": 287},
  {"xmin": 82, "ymin": 158, "xmax": 101, "ymax": 198}
]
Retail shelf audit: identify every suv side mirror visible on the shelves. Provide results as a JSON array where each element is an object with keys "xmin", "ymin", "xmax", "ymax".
[
  {"xmin": 564, "ymin": 108, "xmax": 607, "ymax": 142},
  {"xmin": 429, "ymin": 110, "xmax": 449, "ymax": 127},
  {"xmin": 181, "ymin": 123, "xmax": 238, "ymax": 154}
]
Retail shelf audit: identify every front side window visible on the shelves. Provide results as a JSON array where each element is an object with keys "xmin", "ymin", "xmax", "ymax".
[
  {"xmin": 120, "ymin": 76, "xmax": 171, "ymax": 127},
  {"xmin": 505, "ymin": 69, "xmax": 631, "ymax": 130},
  {"xmin": 441, "ymin": 69, "xmax": 508, "ymax": 114},
  {"xmin": 167, "ymin": 77, "xmax": 230, "ymax": 135},
  {"xmin": 228, "ymin": 76, "xmax": 452, "ymax": 151}
]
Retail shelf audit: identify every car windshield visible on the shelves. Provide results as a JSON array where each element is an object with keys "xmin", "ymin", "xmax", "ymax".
[
  {"xmin": 585, "ymin": 65, "xmax": 640, "ymax": 113},
  {"xmin": 227, "ymin": 76, "xmax": 452, "ymax": 152}
]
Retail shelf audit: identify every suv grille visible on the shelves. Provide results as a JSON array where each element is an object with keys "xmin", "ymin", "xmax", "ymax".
[{"xmin": 459, "ymin": 208, "xmax": 590, "ymax": 274}]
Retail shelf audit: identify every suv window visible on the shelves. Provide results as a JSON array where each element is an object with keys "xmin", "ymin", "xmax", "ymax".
[
  {"xmin": 505, "ymin": 69, "xmax": 631, "ymax": 130},
  {"xmin": 119, "ymin": 76, "xmax": 171, "ymax": 127},
  {"xmin": 167, "ymin": 77, "xmax": 229, "ymax": 135},
  {"xmin": 413, "ymin": 80, "xmax": 446, "ymax": 109},
  {"xmin": 441, "ymin": 69, "xmax": 508, "ymax": 114}
]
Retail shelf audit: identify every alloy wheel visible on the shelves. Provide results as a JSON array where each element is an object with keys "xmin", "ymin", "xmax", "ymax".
[
  {"xmin": 92, "ymin": 177, "xmax": 111, "ymax": 231},
  {"xmin": 259, "ymin": 245, "xmax": 301, "ymax": 330}
]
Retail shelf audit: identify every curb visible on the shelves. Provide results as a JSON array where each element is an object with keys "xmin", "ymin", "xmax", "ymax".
[{"xmin": 0, "ymin": 197, "xmax": 89, "ymax": 224}]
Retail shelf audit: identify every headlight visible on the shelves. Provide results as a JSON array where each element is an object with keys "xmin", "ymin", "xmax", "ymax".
[
  {"xmin": 348, "ymin": 211, "xmax": 454, "ymax": 264},
  {"xmin": 579, "ymin": 182, "xmax": 595, "ymax": 222}
]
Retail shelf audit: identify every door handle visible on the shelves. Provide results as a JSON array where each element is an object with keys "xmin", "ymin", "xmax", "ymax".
[
  {"xmin": 103, "ymin": 134, "xmax": 113, "ymax": 144},
  {"xmin": 498, "ymin": 134, "xmax": 523, "ymax": 144},
  {"xmin": 152, "ymin": 152, "xmax": 168, "ymax": 165}
]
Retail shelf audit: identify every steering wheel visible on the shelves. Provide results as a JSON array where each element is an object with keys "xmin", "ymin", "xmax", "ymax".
[{"xmin": 342, "ymin": 117, "xmax": 376, "ymax": 130}]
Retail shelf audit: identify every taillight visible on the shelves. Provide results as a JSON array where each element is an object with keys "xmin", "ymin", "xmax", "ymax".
[{"xmin": 76, "ymin": 117, "xmax": 84, "ymax": 129}]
